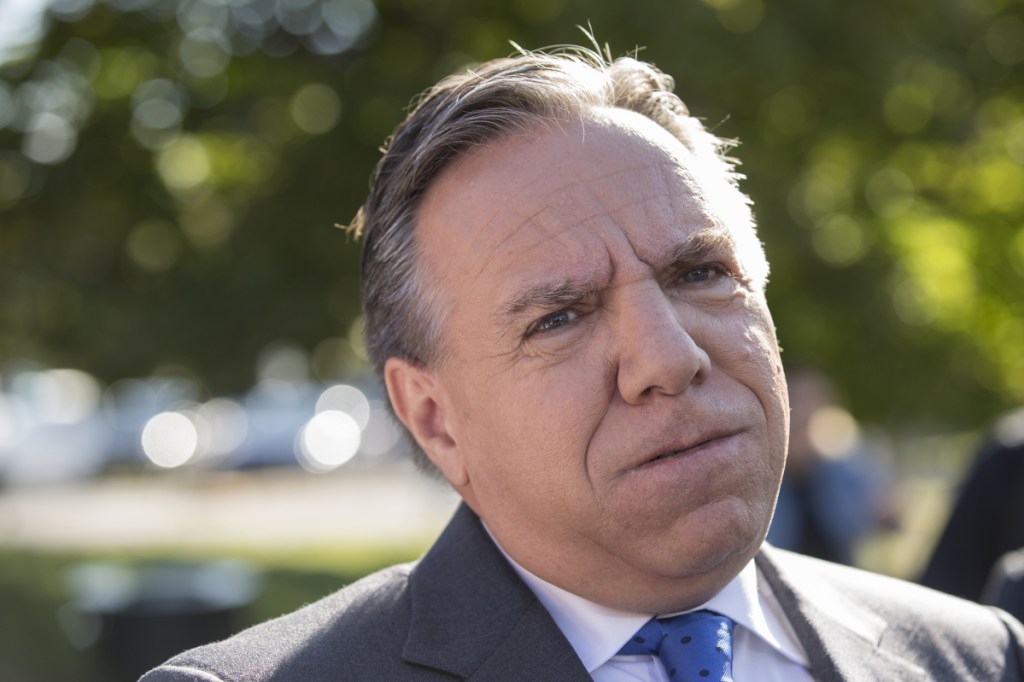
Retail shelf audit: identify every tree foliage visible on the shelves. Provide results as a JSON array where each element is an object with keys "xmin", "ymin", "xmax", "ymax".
[{"xmin": 1, "ymin": 0, "xmax": 1022, "ymax": 429}]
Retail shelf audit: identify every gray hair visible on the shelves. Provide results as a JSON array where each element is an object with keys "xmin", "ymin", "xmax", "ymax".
[{"xmin": 350, "ymin": 44, "xmax": 761, "ymax": 472}]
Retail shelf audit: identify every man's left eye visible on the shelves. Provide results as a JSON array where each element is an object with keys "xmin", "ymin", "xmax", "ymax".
[{"xmin": 680, "ymin": 265, "xmax": 727, "ymax": 284}]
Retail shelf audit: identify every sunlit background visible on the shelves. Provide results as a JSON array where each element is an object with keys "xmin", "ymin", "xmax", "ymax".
[{"xmin": 1, "ymin": 0, "xmax": 1023, "ymax": 679}]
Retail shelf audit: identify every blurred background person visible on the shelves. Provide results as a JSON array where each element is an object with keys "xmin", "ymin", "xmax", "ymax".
[
  {"xmin": 984, "ymin": 546, "xmax": 1024, "ymax": 623},
  {"xmin": 767, "ymin": 368, "xmax": 898, "ymax": 565},
  {"xmin": 921, "ymin": 407, "xmax": 1024, "ymax": 608}
]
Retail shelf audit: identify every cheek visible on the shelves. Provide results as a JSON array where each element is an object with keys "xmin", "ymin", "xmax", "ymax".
[
  {"xmin": 698, "ymin": 305, "xmax": 779, "ymax": 377},
  {"xmin": 511, "ymin": 341, "xmax": 613, "ymax": 415},
  {"xmin": 704, "ymin": 305, "xmax": 788, "ymax": 471},
  {"xmin": 457, "ymin": 357, "xmax": 609, "ymax": 468}
]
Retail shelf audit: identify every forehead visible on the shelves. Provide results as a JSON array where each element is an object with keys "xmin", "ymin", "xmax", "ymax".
[{"xmin": 416, "ymin": 108, "xmax": 753, "ymax": 303}]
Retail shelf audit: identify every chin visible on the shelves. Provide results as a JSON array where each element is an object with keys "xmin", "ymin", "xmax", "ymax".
[
  {"xmin": 625, "ymin": 539, "xmax": 757, "ymax": 614},
  {"xmin": 664, "ymin": 507, "xmax": 766, "ymax": 580}
]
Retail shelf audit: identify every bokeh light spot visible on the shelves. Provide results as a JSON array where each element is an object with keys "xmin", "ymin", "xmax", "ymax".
[
  {"xmin": 126, "ymin": 219, "xmax": 183, "ymax": 272},
  {"xmin": 322, "ymin": 0, "xmax": 376, "ymax": 40},
  {"xmin": 766, "ymin": 86, "xmax": 817, "ymax": 137},
  {"xmin": 891, "ymin": 278, "xmax": 938, "ymax": 327},
  {"xmin": 179, "ymin": 30, "xmax": 231, "ymax": 78},
  {"xmin": 181, "ymin": 196, "xmax": 235, "ymax": 250},
  {"xmin": 884, "ymin": 83, "xmax": 934, "ymax": 134},
  {"xmin": 316, "ymin": 384, "xmax": 369, "ymax": 429},
  {"xmin": 257, "ymin": 343, "xmax": 310, "ymax": 383},
  {"xmin": 197, "ymin": 398, "xmax": 249, "ymax": 458},
  {"xmin": 156, "ymin": 135, "xmax": 211, "ymax": 190},
  {"xmin": 866, "ymin": 167, "xmax": 915, "ymax": 218},
  {"xmin": 290, "ymin": 83, "xmax": 341, "ymax": 134},
  {"xmin": 890, "ymin": 216, "xmax": 976, "ymax": 328},
  {"xmin": 135, "ymin": 94, "xmax": 182, "ymax": 129},
  {"xmin": 13, "ymin": 368, "xmax": 101, "ymax": 424},
  {"xmin": 812, "ymin": 214, "xmax": 867, "ymax": 266},
  {"xmin": 715, "ymin": 0, "xmax": 764, "ymax": 33},
  {"xmin": 22, "ymin": 112, "xmax": 77, "ymax": 164},
  {"xmin": 296, "ymin": 410, "xmax": 360, "ymax": 472},
  {"xmin": 131, "ymin": 79, "xmax": 186, "ymax": 150},
  {"xmin": 141, "ymin": 411, "xmax": 199, "ymax": 468},
  {"xmin": 986, "ymin": 16, "xmax": 1024, "ymax": 66},
  {"xmin": 971, "ymin": 158, "xmax": 1024, "ymax": 214},
  {"xmin": 807, "ymin": 406, "xmax": 860, "ymax": 458},
  {"xmin": 94, "ymin": 46, "xmax": 158, "ymax": 100}
]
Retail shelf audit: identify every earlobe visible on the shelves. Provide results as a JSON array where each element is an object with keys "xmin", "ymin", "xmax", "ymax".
[{"xmin": 384, "ymin": 357, "xmax": 467, "ymax": 487}]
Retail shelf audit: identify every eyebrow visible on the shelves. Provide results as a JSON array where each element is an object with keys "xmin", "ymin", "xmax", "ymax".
[
  {"xmin": 495, "ymin": 278, "xmax": 603, "ymax": 325},
  {"xmin": 661, "ymin": 228, "xmax": 735, "ymax": 280}
]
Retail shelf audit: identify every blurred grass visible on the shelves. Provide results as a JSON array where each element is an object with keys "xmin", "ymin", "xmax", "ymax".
[{"xmin": 0, "ymin": 541, "xmax": 429, "ymax": 682}]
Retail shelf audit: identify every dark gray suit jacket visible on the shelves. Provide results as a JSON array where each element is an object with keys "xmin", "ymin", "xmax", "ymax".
[{"xmin": 141, "ymin": 504, "xmax": 1024, "ymax": 681}]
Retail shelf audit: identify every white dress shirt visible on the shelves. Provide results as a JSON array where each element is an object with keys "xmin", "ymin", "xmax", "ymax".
[{"xmin": 491, "ymin": 533, "xmax": 813, "ymax": 681}]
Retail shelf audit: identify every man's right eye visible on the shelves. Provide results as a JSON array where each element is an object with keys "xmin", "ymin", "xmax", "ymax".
[{"xmin": 526, "ymin": 310, "xmax": 578, "ymax": 336}]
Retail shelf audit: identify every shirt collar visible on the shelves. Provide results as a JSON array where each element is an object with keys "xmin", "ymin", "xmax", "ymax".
[
  {"xmin": 486, "ymin": 527, "xmax": 806, "ymax": 673},
  {"xmin": 697, "ymin": 560, "xmax": 808, "ymax": 667},
  {"xmin": 501, "ymin": 550, "xmax": 650, "ymax": 672}
]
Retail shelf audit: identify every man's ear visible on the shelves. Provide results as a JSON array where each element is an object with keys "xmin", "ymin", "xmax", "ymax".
[{"xmin": 384, "ymin": 357, "xmax": 467, "ymax": 487}]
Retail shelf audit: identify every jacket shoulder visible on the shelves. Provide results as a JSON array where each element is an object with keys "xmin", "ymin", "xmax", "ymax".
[
  {"xmin": 770, "ymin": 547, "xmax": 1006, "ymax": 623},
  {"xmin": 140, "ymin": 562, "xmax": 418, "ymax": 682},
  {"xmin": 760, "ymin": 546, "xmax": 1024, "ymax": 678}
]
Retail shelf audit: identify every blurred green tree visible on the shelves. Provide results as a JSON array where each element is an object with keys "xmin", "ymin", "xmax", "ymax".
[{"xmin": 1, "ymin": 0, "xmax": 1021, "ymax": 429}]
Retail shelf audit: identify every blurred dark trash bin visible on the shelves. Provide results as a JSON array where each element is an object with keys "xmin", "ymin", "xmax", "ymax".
[{"xmin": 62, "ymin": 559, "xmax": 261, "ymax": 682}]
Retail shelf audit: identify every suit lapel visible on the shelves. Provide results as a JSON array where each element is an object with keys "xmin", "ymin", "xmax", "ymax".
[
  {"xmin": 402, "ymin": 503, "xmax": 591, "ymax": 681},
  {"xmin": 756, "ymin": 546, "xmax": 926, "ymax": 681},
  {"xmin": 403, "ymin": 508, "xmax": 934, "ymax": 680}
]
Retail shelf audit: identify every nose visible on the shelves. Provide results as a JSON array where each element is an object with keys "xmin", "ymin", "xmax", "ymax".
[{"xmin": 614, "ymin": 284, "xmax": 710, "ymax": 405}]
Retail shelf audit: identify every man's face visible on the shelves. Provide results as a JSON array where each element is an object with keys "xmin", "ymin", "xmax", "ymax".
[{"xmin": 399, "ymin": 108, "xmax": 788, "ymax": 613}]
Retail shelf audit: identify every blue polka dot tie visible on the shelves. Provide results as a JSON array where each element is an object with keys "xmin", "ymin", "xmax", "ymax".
[{"xmin": 618, "ymin": 610, "xmax": 735, "ymax": 681}]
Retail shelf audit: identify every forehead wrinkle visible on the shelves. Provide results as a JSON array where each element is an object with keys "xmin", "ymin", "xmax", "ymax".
[
  {"xmin": 532, "ymin": 183, "xmax": 686, "ymax": 248},
  {"xmin": 655, "ymin": 162, "xmax": 720, "ymax": 229},
  {"xmin": 589, "ymin": 159, "xmax": 681, "ymax": 194},
  {"xmin": 483, "ymin": 177, "xmax": 719, "ymax": 293},
  {"xmin": 481, "ymin": 159, "xmax": 665, "ymax": 256}
]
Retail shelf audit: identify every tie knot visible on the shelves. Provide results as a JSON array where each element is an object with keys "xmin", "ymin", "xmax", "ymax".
[{"xmin": 619, "ymin": 610, "xmax": 735, "ymax": 682}]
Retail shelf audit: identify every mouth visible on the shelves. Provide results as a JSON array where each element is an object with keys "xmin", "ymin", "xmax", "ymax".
[{"xmin": 639, "ymin": 431, "xmax": 738, "ymax": 468}]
